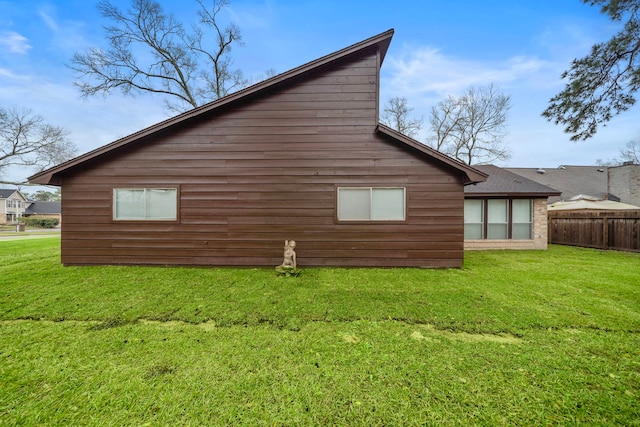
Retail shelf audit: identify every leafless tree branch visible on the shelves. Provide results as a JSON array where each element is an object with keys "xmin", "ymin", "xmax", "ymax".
[
  {"xmin": 428, "ymin": 84, "xmax": 511, "ymax": 165},
  {"xmin": 0, "ymin": 106, "xmax": 77, "ymax": 181},
  {"xmin": 69, "ymin": 0, "xmax": 247, "ymax": 112},
  {"xmin": 380, "ymin": 97, "xmax": 423, "ymax": 138}
]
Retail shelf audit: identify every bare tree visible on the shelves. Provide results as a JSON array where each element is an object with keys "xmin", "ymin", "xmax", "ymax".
[
  {"xmin": 0, "ymin": 107, "xmax": 77, "ymax": 183},
  {"xmin": 619, "ymin": 140, "xmax": 640, "ymax": 164},
  {"xmin": 429, "ymin": 84, "xmax": 511, "ymax": 165},
  {"xmin": 429, "ymin": 95, "xmax": 466, "ymax": 152},
  {"xmin": 380, "ymin": 97, "xmax": 423, "ymax": 138},
  {"xmin": 596, "ymin": 140, "xmax": 640, "ymax": 166},
  {"xmin": 70, "ymin": 0, "xmax": 248, "ymax": 113}
]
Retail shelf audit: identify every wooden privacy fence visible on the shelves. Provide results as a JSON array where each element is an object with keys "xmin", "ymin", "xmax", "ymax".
[{"xmin": 548, "ymin": 210, "xmax": 640, "ymax": 252}]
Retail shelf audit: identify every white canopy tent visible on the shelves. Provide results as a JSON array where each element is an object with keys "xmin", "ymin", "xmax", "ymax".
[{"xmin": 548, "ymin": 195, "xmax": 640, "ymax": 211}]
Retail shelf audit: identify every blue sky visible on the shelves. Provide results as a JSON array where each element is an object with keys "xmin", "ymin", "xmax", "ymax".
[{"xmin": 1, "ymin": 0, "xmax": 637, "ymax": 185}]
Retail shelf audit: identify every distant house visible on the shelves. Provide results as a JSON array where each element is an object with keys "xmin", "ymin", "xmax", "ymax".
[
  {"xmin": 0, "ymin": 189, "xmax": 29, "ymax": 224},
  {"xmin": 23, "ymin": 201, "xmax": 62, "ymax": 224},
  {"xmin": 505, "ymin": 166, "xmax": 609, "ymax": 203},
  {"xmin": 608, "ymin": 163, "xmax": 640, "ymax": 207},
  {"xmin": 29, "ymin": 30, "xmax": 486, "ymax": 268},
  {"xmin": 506, "ymin": 164, "xmax": 640, "ymax": 208},
  {"xmin": 464, "ymin": 165, "xmax": 560, "ymax": 250}
]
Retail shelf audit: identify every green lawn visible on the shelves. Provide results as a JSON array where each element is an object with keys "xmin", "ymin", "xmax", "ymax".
[{"xmin": 1, "ymin": 238, "xmax": 639, "ymax": 426}]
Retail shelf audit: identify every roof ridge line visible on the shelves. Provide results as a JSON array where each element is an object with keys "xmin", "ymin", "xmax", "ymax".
[{"xmin": 29, "ymin": 29, "xmax": 395, "ymax": 185}]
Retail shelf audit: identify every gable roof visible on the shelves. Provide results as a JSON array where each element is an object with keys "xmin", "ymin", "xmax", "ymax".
[
  {"xmin": 29, "ymin": 30, "xmax": 393, "ymax": 186},
  {"xmin": 505, "ymin": 166, "xmax": 609, "ymax": 203},
  {"xmin": 28, "ymin": 29, "xmax": 485, "ymax": 187},
  {"xmin": 25, "ymin": 201, "xmax": 61, "ymax": 215},
  {"xmin": 0, "ymin": 189, "xmax": 17, "ymax": 199},
  {"xmin": 0, "ymin": 189, "xmax": 26, "ymax": 200},
  {"xmin": 464, "ymin": 165, "xmax": 561, "ymax": 197}
]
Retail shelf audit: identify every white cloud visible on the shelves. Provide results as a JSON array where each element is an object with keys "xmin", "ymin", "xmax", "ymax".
[
  {"xmin": 0, "ymin": 67, "xmax": 30, "ymax": 81},
  {"xmin": 0, "ymin": 31, "xmax": 31, "ymax": 54},
  {"xmin": 383, "ymin": 46, "xmax": 549, "ymax": 103},
  {"xmin": 377, "ymin": 43, "xmax": 615, "ymax": 167},
  {"xmin": 38, "ymin": 9, "xmax": 59, "ymax": 32}
]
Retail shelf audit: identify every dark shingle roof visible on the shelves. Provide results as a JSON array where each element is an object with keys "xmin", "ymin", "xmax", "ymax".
[
  {"xmin": 25, "ymin": 201, "xmax": 61, "ymax": 215},
  {"xmin": 0, "ymin": 189, "xmax": 18, "ymax": 198},
  {"xmin": 504, "ymin": 166, "xmax": 609, "ymax": 203},
  {"xmin": 464, "ymin": 165, "xmax": 561, "ymax": 197}
]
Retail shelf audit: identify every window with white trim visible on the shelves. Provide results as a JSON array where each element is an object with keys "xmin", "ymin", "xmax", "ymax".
[
  {"xmin": 487, "ymin": 199, "xmax": 508, "ymax": 239},
  {"xmin": 113, "ymin": 188, "xmax": 177, "ymax": 221},
  {"xmin": 337, "ymin": 187, "xmax": 405, "ymax": 221},
  {"xmin": 512, "ymin": 199, "xmax": 533, "ymax": 239},
  {"xmin": 464, "ymin": 199, "xmax": 484, "ymax": 239},
  {"xmin": 464, "ymin": 199, "xmax": 532, "ymax": 240}
]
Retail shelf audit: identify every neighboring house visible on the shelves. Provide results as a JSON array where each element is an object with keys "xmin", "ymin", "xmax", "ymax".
[
  {"xmin": 505, "ymin": 166, "xmax": 610, "ymax": 203},
  {"xmin": 23, "ymin": 201, "xmax": 62, "ymax": 224},
  {"xmin": 29, "ymin": 30, "xmax": 486, "ymax": 268},
  {"xmin": 608, "ymin": 163, "xmax": 640, "ymax": 207},
  {"xmin": 0, "ymin": 189, "xmax": 29, "ymax": 224},
  {"xmin": 464, "ymin": 165, "xmax": 561, "ymax": 250},
  {"xmin": 506, "ymin": 164, "xmax": 640, "ymax": 207}
]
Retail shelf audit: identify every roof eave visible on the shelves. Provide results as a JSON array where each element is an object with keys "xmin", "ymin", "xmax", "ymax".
[
  {"xmin": 375, "ymin": 124, "xmax": 488, "ymax": 185},
  {"xmin": 29, "ymin": 29, "xmax": 396, "ymax": 186},
  {"xmin": 28, "ymin": 171, "xmax": 59, "ymax": 186},
  {"xmin": 465, "ymin": 191, "xmax": 562, "ymax": 198}
]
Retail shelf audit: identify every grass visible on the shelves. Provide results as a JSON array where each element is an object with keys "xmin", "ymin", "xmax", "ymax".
[{"xmin": 1, "ymin": 238, "xmax": 639, "ymax": 425}]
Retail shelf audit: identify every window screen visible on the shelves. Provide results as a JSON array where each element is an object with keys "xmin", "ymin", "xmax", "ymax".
[
  {"xmin": 338, "ymin": 188, "xmax": 405, "ymax": 221},
  {"xmin": 114, "ymin": 188, "xmax": 177, "ymax": 220},
  {"xmin": 487, "ymin": 199, "xmax": 508, "ymax": 239},
  {"xmin": 464, "ymin": 198, "xmax": 535, "ymax": 240},
  {"xmin": 512, "ymin": 199, "xmax": 532, "ymax": 240},
  {"xmin": 464, "ymin": 199, "xmax": 484, "ymax": 239}
]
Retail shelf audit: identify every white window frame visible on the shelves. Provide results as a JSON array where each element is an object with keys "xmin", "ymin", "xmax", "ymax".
[
  {"xmin": 113, "ymin": 188, "xmax": 178, "ymax": 221},
  {"xmin": 337, "ymin": 187, "xmax": 406, "ymax": 221}
]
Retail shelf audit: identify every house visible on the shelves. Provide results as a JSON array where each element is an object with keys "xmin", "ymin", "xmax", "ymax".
[
  {"xmin": 28, "ymin": 30, "xmax": 486, "ymax": 268},
  {"xmin": 0, "ymin": 189, "xmax": 29, "ymax": 224},
  {"xmin": 464, "ymin": 165, "xmax": 560, "ymax": 250},
  {"xmin": 23, "ymin": 201, "xmax": 62, "ymax": 224},
  {"xmin": 608, "ymin": 163, "xmax": 640, "ymax": 207},
  {"xmin": 506, "ymin": 164, "xmax": 640, "ymax": 207}
]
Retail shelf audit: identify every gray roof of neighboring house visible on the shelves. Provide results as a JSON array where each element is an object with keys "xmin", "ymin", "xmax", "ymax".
[
  {"xmin": 464, "ymin": 165, "xmax": 561, "ymax": 197},
  {"xmin": 25, "ymin": 201, "xmax": 61, "ymax": 215},
  {"xmin": 504, "ymin": 166, "xmax": 611, "ymax": 203},
  {"xmin": 0, "ymin": 189, "xmax": 18, "ymax": 198}
]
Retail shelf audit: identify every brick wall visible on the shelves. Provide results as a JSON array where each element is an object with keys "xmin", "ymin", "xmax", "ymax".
[{"xmin": 609, "ymin": 164, "xmax": 640, "ymax": 207}]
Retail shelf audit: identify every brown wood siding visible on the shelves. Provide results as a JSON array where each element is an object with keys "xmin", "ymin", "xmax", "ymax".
[{"xmin": 59, "ymin": 52, "xmax": 466, "ymax": 267}]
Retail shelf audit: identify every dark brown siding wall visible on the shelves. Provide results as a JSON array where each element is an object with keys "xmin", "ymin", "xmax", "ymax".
[{"xmin": 61, "ymin": 53, "xmax": 466, "ymax": 267}]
